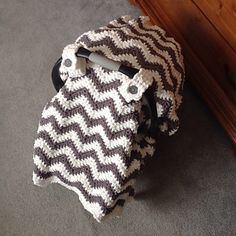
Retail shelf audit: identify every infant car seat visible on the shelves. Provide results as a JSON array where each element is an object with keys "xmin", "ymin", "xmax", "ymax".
[{"xmin": 32, "ymin": 15, "xmax": 185, "ymax": 222}]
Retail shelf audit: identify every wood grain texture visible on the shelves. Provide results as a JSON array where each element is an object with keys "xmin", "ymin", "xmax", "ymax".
[
  {"xmin": 130, "ymin": 0, "xmax": 236, "ymax": 145},
  {"xmin": 193, "ymin": 0, "xmax": 236, "ymax": 53}
]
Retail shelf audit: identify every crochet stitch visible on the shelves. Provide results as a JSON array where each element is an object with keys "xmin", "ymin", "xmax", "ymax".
[{"xmin": 32, "ymin": 15, "xmax": 185, "ymax": 222}]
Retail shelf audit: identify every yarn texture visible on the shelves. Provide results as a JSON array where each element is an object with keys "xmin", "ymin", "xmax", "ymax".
[{"xmin": 32, "ymin": 15, "xmax": 185, "ymax": 222}]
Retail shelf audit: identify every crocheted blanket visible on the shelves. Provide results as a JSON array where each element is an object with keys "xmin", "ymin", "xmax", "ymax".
[{"xmin": 32, "ymin": 15, "xmax": 185, "ymax": 222}]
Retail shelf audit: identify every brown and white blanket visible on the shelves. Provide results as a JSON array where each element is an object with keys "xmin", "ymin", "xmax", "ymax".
[{"xmin": 32, "ymin": 15, "xmax": 185, "ymax": 222}]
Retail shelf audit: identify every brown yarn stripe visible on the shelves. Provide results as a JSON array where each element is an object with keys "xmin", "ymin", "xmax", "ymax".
[
  {"xmin": 136, "ymin": 17, "xmax": 182, "ymax": 57},
  {"xmin": 79, "ymin": 35, "xmax": 167, "ymax": 79},
  {"xmin": 71, "ymin": 67, "xmax": 122, "ymax": 92},
  {"xmin": 42, "ymin": 99, "xmax": 135, "ymax": 138},
  {"xmin": 34, "ymin": 144, "xmax": 125, "ymax": 186},
  {"xmin": 39, "ymin": 117, "xmax": 134, "ymax": 158},
  {"xmin": 40, "ymin": 112, "xmax": 134, "ymax": 142},
  {"xmin": 36, "ymin": 130, "xmax": 131, "ymax": 162},
  {"xmin": 34, "ymin": 148, "xmax": 121, "ymax": 196},
  {"xmin": 34, "ymin": 167, "xmax": 110, "ymax": 213},
  {"xmin": 59, "ymin": 87, "xmax": 139, "ymax": 122},
  {"xmin": 56, "ymin": 87, "xmax": 137, "ymax": 120},
  {"xmin": 35, "ymin": 128, "xmax": 143, "ymax": 173},
  {"xmin": 34, "ymin": 144, "xmax": 144, "ymax": 189},
  {"xmin": 34, "ymin": 142, "xmax": 152, "ymax": 214},
  {"xmin": 34, "ymin": 148, "xmax": 125, "ymax": 191},
  {"xmin": 34, "ymin": 166, "xmax": 136, "ymax": 215},
  {"xmin": 93, "ymin": 17, "xmax": 184, "ymax": 77},
  {"xmin": 93, "ymin": 22, "xmax": 182, "ymax": 88},
  {"xmin": 34, "ymin": 146, "xmax": 144, "ymax": 198}
]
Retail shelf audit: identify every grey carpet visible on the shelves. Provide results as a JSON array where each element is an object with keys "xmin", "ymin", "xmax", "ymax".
[{"xmin": 0, "ymin": 1, "xmax": 235, "ymax": 235}]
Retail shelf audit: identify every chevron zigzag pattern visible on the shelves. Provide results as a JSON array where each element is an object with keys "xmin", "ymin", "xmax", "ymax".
[{"xmin": 32, "ymin": 15, "xmax": 185, "ymax": 222}]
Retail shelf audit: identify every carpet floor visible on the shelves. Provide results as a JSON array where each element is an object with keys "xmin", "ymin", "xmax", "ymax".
[{"xmin": 0, "ymin": 1, "xmax": 235, "ymax": 235}]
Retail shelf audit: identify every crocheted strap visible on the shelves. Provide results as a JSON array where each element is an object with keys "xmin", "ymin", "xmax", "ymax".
[{"xmin": 118, "ymin": 68, "xmax": 153, "ymax": 102}]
